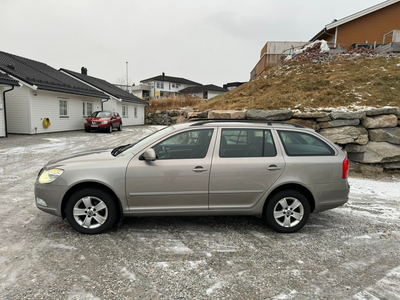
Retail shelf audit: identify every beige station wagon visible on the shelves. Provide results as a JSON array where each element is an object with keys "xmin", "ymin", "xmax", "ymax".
[{"xmin": 35, "ymin": 120, "xmax": 350, "ymax": 234}]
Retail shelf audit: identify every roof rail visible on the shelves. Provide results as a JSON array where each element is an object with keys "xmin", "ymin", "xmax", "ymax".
[{"xmin": 189, "ymin": 119, "xmax": 305, "ymax": 128}]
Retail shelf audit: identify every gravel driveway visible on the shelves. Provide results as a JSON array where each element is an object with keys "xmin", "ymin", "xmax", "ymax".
[{"xmin": 0, "ymin": 126, "xmax": 399, "ymax": 300}]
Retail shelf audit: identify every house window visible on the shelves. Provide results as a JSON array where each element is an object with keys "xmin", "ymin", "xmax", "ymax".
[
  {"xmin": 122, "ymin": 105, "xmax": 128, "ymax": 117},
  {"xmin": 156, "ymin": 82, "xmax": 160, "ymax": 89},
  {"xmin": 203, "ymin": 91, "xmax": 208, "ymax": 100},
  {"xmin": 83, "ymin": 102, "xmax": 93, "ymax": 117},
  {"xmin": 134, "ymin": 107, "xmax": 138, "ymax": 118},
  {"xmin": 160, "ymin": 82, "xmax": 164, "ymax": 89},
  {"xmin": 59, "ymin": 100, "xmax": 68, "ymax": 117}
]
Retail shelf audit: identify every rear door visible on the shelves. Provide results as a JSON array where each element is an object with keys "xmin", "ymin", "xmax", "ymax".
[{"xmin": 209, "ymin": 127, "xmax": 285, "ymax": 210}]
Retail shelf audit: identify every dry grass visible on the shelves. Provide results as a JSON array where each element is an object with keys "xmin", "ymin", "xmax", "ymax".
[
  {"xmin": 146, "ymin": 96, "xmax": 203, "ymax": 114},
  {"xmin": 195, "ymin": 56, "xmax": 400, "ymax": 112}
]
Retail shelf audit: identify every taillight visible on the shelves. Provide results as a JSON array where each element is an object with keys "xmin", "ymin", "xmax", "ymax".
[{"xmin": 343, "ymin": 157, "xmax": 349, "ymax": 179}]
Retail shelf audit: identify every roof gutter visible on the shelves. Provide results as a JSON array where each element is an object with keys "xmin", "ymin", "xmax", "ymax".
[
  {"xmin": 310, "ymin": 27, "xmax": 335, "ymax": 42},
  {"xmin": 2, "ymin": 85, "xmax": 14, "ymax": 138}
]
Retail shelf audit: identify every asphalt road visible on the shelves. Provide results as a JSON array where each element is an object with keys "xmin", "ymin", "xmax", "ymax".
[{"xmin": 0, "ymin": 126, "xmax": 399, "ymax": 300}]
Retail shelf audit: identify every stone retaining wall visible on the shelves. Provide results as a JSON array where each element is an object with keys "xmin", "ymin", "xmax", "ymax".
[{"xmin": 146, "ymin": 107, "xmax": 400, "ymax": 173}]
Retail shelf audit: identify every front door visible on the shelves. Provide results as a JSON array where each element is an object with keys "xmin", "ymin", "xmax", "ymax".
[
  {"xmin": 209, "ymin": 128, "xmax": 285, "ymax": 209},
  {"xmin": 125, "ymin": 129, "xmax": 215, "ymax": 211}
]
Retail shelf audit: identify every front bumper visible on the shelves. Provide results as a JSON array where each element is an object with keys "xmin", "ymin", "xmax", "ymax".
[
  {"xmin": 85, "ymin": 124, "xmax": 109, "ymax": 131},
  {"xmin": 34, "ymin": 181, "xmax": 69, "ymax": 217}
]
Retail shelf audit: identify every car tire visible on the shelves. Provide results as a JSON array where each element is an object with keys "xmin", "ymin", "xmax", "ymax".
[
  {"xmin": 108, "ymin": 124, "xmax": 113, "ymax": 133},
  {"xmin": 264, "ymin": 190, "xmax": 310, "ymax": 233},
  {"xmin": 65, "ymin": 188, "xmax": 118, "ymax": 234},
  {"xmin": 85, "ymin": 127, "xmax": 90, "ymax": 132},
  {"xmin": 118, "ymin": 122, "xmax": 122, "ymax": 131}
]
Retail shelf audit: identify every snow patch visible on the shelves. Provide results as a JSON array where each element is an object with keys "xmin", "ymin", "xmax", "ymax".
[{"xmin": 206, "ymin": 281, "xmax": 223, "ymax": 295}]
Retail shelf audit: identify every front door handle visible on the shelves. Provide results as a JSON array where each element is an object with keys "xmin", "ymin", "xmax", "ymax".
[
  {"xmin": 193, "ymin": 166, "xmax": 208, "ymax": 172},
  {"xmin": 267, "ymin": 165, "xmax": 281, "ymax": 171}
]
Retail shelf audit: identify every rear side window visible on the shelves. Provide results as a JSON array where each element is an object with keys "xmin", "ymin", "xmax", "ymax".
[
  {"xmin": 220, "ymin": 129, "xmax": 276, "ymax": 158},
  {"xmin": 278, "ymin": 130, "xmax": 334, "ymax": 156}
]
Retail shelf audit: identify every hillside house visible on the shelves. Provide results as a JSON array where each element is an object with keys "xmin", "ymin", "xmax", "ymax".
[
  {"xmin": 0, "ymin": 73, "xmax": 19, "ymax": 137},
  {"xmin": 250, "ymin": 41, "xmax": 309, "ymax": 80},
  {"xmin": 61, "ymin": 68, "xmax": 149, "ymax": 126},
  {"xmin": 310, "ymin": 0, "xmax": 400, "ymax": 51},
  {"xmin": 0, "ymin": 51, "xmax": 106, "ymax": 135},
  {"xmin": 133, "ymin": 73, "xmax": 201, "ymax": 99},
  {"xmin": 179, "ymin": 84, "xmax": 228, "ymax": 100}
]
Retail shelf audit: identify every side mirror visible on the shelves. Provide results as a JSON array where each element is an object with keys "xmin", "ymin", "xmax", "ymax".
[{"xmin": 141, "ymin": 148, "xmax": 156, "ymax": 161}]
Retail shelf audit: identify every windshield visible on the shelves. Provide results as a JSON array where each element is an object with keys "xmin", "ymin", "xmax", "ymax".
[
  {"xmin": 119, "ymin": 126, "xmax": 175, "ymax": 156},
  {"xmin": 91, "ymin": 111, "xmax": 111, "ymax": 118}
]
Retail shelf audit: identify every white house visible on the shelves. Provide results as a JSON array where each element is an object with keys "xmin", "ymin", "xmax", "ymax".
[
  {"xmin": 0, "ymin": 73, "xmax": 19, "ymax": 137},
  {"xmin": 0, "ymin": 51, "xmax": 106, "ymax": 135},
  {"xmin": 179, "ymin": 84, "xmax": 228, "ymax": 100},
  {"xmin": 132, "ymin": 72, "xmax": 202, "ymax": 99},
  {"xmin": 61, "ymin": 68, "xmax": 149, "ymax": 126}
]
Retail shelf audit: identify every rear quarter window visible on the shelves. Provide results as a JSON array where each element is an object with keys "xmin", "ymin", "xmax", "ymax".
[{"xmin": 278, "ymin": 130, "xmax": 335, "ymax": 156}]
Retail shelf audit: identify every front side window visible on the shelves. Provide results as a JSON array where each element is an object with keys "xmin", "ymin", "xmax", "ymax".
[
  {"xmin": 278, "ymin": 130, "xmax": 334, "ymax": 156},
  {"xmin": 220, "ymin": 129, "xmax": 276, "ymax": 158},
  {"xmin": 153, "ymin": 129, "xmax": 214, "ymax": 160},
  {"xmin": 59, "ymin": 100, "xmax": 68, "ymax": 117}
]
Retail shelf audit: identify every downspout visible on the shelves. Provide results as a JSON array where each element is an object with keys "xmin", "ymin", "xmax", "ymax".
[
  {"xmin": 2, "ymin": 85, "xmax": 14, "ymax": 138},
  {"xmin": 101, "ymin": 98, "xmax": 109, "ymax": 111}
]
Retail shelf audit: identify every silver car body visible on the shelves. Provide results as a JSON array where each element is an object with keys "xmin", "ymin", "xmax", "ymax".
[{"xmin": 35, "ymin": 122, "xmax": 349, "ymax": 231}]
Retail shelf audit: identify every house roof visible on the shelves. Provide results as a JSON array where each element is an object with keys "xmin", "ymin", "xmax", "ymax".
[
  {"xmin": 0, "ymin": 51, "xmax": 106, "ymax": 99},
  {"xmin": 179, "ymin": 84, "xmax": 228, "ymax": 94},
  {"xmin": 0, "ymin": 73, "xmax": 19, "ymax": 86},
  {"xmin": 326, "ymin": 0, "xmax": 400, "ymax": 30},
  {"xmin": 60, "ymin": 68, "xmax": 149, "ymax": 106},
  {"xmin": 223, "ymin": 82, "xmax": 246, "ymax": 88},
  {"xmin": 311, "ymin": 0, "xmax": 400, "ymax": 41},
  {"xmin": 141, "ymin": 74, "xmax": 201, "ymax": 86}
]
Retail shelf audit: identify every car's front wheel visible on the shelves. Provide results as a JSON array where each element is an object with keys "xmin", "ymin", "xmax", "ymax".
[
  {"xmin": 118, "ymin": 122, "xmax": 122, "ymax": 131},
  {"xmin": 264, "ymin": 190, "xmax": 310, "ymax": 233},
  {"xmin": 108, "ymin": 124, "xmax": 113, "ymax": 133},
  {"xmin": 65, "ymin": 188, "xmax": 117, "ymax": 234}
]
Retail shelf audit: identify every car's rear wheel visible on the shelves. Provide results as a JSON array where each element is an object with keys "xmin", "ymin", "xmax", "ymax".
[
  {"xmin": 118, "ymin": 122, "xmax": 122, "ymax": 131},
  {"xmin": 108, "ymin": 124, "xmax": 113, "ymax": 133},
  {"xmin": 264, "ymin": 190, "xmax": 310, "ymax": 233},
  {"xmin": 65, "ymin": 188, "xmax": 117, "ymax": 234}
]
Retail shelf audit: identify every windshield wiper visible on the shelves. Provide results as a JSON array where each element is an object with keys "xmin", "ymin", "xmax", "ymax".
[{"xmin": 111, "ymin": 144, "xmax": 132, "ymax": 156}]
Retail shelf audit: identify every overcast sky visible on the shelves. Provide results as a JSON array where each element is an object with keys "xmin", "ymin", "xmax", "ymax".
[{"xmin": 1, "ymin": 0, "xmax": 385, "ymax": 87}]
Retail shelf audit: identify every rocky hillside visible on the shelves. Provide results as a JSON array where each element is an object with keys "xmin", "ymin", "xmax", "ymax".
[{"xmin": 197, "ymin": 53, "xmax": 400, "ymax": 112}]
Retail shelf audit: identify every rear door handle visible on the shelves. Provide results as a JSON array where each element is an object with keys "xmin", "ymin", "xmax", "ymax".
[
  {"xmin": 267, "ymin": 165, "xmax": 281, "ymax": 171},
  {"xmin": 193, "ymin": 166, "xmax": 208, "ymax": 172}
]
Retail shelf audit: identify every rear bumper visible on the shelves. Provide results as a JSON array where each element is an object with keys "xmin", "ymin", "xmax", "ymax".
[{"xmin": 313, "ymin": 179, "xmax": 350, "ymax": 213}]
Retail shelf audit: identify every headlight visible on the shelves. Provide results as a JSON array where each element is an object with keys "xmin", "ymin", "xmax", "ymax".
[
  {"xmin": 38, "ymin": 168, "xmax": 64, "ymax": 184},
  {"xmin": 102, "ymin": 120, "xmax": 109, "ymax": 124}
]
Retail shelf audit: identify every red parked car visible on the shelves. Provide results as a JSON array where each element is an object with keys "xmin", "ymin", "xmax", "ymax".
[{"xmin": 85, "ymin": 111, "xmax": 122, "ymax": 133}]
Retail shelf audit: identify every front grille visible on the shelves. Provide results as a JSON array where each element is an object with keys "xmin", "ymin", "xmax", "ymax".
[{"xmin": 91, "ymin": 121, "xmax": 101, "ymax": 125}]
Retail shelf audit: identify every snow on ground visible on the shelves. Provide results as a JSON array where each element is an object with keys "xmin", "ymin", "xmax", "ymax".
[{"xmin": 0, "ymin": 127, "xmax": 399, "ymax": 299}]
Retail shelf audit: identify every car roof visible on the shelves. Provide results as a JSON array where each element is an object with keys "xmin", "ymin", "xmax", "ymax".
[{"xmin": 173, "ymin": 120, "xmax": 314, "ymax": 131}]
